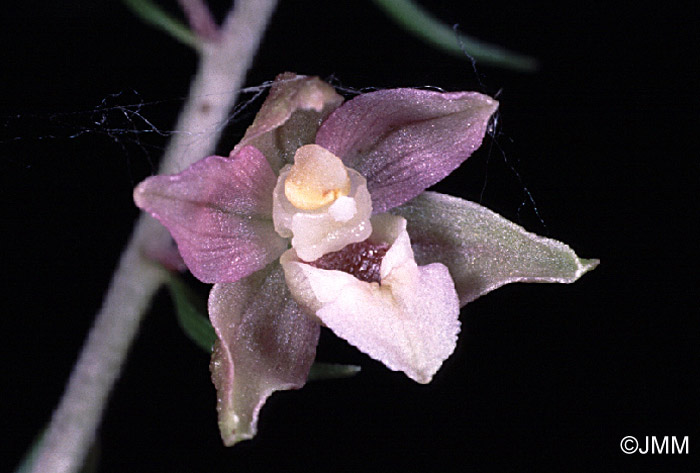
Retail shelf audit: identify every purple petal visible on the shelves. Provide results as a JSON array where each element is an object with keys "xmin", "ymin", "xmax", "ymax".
[
  {"xmin": 315, "ymin": 88, "xmax": 498, "ymax": 213},
  {"xmin": 133, "ymin": 145, "xmax": 287, "ymax": 283},
  {"xmin": 209, "ymin": 263, "xmax": 320, "ymax": 446},
  {"xmin": 392, "ymin": 192, "xmax": 599, "ymax": 306},
  {"xmin": 234, "ymin": 72, "xmax": 344, "ymax": 172}
]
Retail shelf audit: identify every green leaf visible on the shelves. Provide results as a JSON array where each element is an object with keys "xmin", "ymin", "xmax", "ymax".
[
  {"xmin": 166, "ymin": 274, "xmax": 217, "ymax": 352},
  {"xmin": 308, "ymin": 362, "xmax": 362, "ymax": 381},
  {"xmin": 122, "ymin": 0, "xmax": 201, "ymax": 50},
  {"xmin": 371, "ymin": 0, "xmax": 538, "ymax": 71}
]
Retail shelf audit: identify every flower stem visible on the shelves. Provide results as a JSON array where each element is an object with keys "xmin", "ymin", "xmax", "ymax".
[{"xmin": 26, "ymin": 1, "xmax": 279, "ymax": 472}]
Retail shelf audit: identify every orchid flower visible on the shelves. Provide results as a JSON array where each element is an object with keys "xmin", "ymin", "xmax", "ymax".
[{"xmin": 133, "ymin": 73, "xmax": 597, "ymax": 446}]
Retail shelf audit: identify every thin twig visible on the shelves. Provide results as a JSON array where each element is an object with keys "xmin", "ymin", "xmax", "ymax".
[
  {"xmin": 27, "ymin": 1, "xmax": 279, "ymax": 472},
  {"xmin": 178, "ymin": 0, "xmax": 220, "ymax": 42}
]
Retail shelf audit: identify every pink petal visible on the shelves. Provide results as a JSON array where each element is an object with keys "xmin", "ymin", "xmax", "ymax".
[
  {"xmin": 315, "ymin": 88, "xmax": 498, "ymax": 213},
  {"xmin": 209, "ymin": 264, "xmax": 320, "ymax": 446},
  {"xmin": 133, "ymin": 145, "xmax": 287, "ymax": 283},
  {"xmin": 281, "ymin": 214, "xmax": 460, "ymax": 383},
  {"xmin": 393, "ymin": 192, "xmax": 599, "ymax": 306},
  {"xmin": 234, "ymin": 72, "xmax": 344, "ymax": 172}
]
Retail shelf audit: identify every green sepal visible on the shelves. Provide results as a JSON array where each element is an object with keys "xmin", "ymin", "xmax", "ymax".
[
  {"xmin": 167, "ymin": 274, "xmax": 362, "ymax": 380},
  {"xmin": 393, "ymin": 192, "xmax": 598, "ymax": 306}
]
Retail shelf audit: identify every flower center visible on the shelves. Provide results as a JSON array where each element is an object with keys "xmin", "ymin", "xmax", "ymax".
[
  {"xmin": 309, "ymin": 240, "xmax": 390, "ymax": 283},
  {"xmin": 284, "ymin": 144, "xmax": 351, "ymax": 210}
]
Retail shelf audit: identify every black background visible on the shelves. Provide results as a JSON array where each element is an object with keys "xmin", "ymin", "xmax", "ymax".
[{"xmin": 3, "ymin": 1, "xmax": 698, "ymax": 472}]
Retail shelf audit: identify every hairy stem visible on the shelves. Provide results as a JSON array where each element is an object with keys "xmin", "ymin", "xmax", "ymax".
[{"xmin": 27, "ymin": 1, "xmax": 278, "ymax": 472}]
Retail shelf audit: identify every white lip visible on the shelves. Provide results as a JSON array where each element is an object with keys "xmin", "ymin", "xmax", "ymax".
[{"xmin": 280, "ymin": 214, "xmax": 460, "ymax": 384}]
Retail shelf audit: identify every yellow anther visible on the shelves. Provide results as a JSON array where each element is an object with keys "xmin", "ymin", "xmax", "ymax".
[{"xmin": 284, "ymin": 144, "xmax": 351, "ymax": 210}]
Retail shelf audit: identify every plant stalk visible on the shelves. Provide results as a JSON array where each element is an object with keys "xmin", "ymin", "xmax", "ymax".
[{"xmin": 26, "ymin": 1, "xmax": 279, "ymax": 472}]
